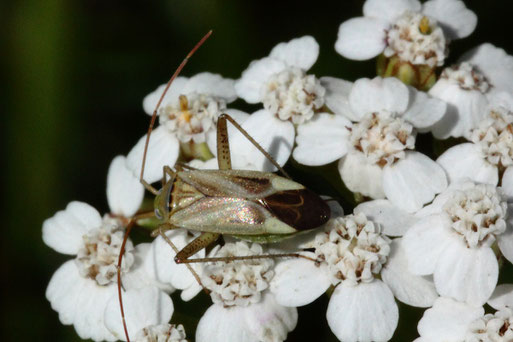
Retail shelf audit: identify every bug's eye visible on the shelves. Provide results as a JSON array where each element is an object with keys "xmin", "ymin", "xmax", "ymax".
[{"xmin": 154, "ymin": 208, "xmax": 163, "ymax": 220}]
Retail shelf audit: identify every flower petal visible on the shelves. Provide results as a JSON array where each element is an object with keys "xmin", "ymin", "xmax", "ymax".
[
  {"xmin": 339, "ymin": 152, "xmax": 385, "ymax": 199},
  {"xmin": 417, "ymin": 297, "xmax": 484, "ymax": 340},
  {"xmin": 435, "ymin": 238, "xmax": 498, "ymax": 306},
  {"xmin": 335, "ymin": 17, "xmax": 388, "ymax": 61},
  {"xmin": 349, "ymin": 77, "xmax": 409, "ymax": 120},
  {"xmin": 269, "ymin": 36, "xmax": 319, "ymax": 70},
  {"xmin": 382, "ymin": 239, "xmax": 438, "ymax": 307},
  {"xmin": 364, "ymin": 0, "xmax": 421, "ymax": 22},
  {"xmin": 321, "ymin": 77, "xmax": 355, "ymax": 120},
  {"xmin": 488, "ymin": 284, "xmax": 513, "ymax": 310},
  {"xmin": 196, "ymin": 304, "xmax": 255, "ymax": 342},
  {"xmin": 142, "ymin": 77, "xmax": 188, "ymax": 115},
  {"xmin": 437, "ymin": 143, "xmax": 498, "ymax": 186},
  {"xmin": 402, "ymin": 214, "xmax": 454, "ymax": 275},
  {"xmin": 230, "ymin": 110, "xmax": 294, "ymax": 171},
  {"xmin": 182, "ymin": 72, "xmax": 237, "ymax": 102},
  {"xmin": 383, "ymin": 151, "xmax": 447, "ymax": 213},
  {"xmin": 107, "ymin": 155, "xmax": 145, "ymax": 217},
  {"xmin": 498, "ymin": 224, "xmax": 513, "ymax": 265},
  {"xmin": 461, "ymin": 43, "xmax": 513, "ymax": 94},
  {"xmin": 501, "ymin": 166, "xmax": 513, "ymax": 201},
  {"xmin": 403, "ymin": 86, "xmax": 447, "ymax": 131},
  {"xmin": 42, "ymin": 201, "xmax": 102, "ymax": 255},
  {"xmin": 327, "ymin": 281, "xmax": 398, "ymax": 342},
  {"xmin": 270, "ymin": 255, "xmax": 331, "ymax": 307},
  {"xmin": 46, "ymin": 260, "xmax": 118, "ymax": 341},
  {"xmin": 354, "ymin": 199, "xmax": 417, "ymax": 236},
  {"xmin": 422, "ymin": 0, "xmax": 477, "ymax": 39},
  {"xmin": 104, "ymin": 287, "xmax": 174, "ymax": 341},
  {"xmin": 293, "ymin": 113, "xmax": 351, "ymax": 166},
  {"xmin": 244, "ymin": 294, "xmax": 298, "ymax": 341},
  {"xmin": 126, "ymin": 126, "xmax": 179, "ymax": 184},
  {"xmin": 429, "ymin": 79, "xmax": 489, "ymax": 139},
  {"xmin": 235, "ymin": 57, "xmax": 287, "ymax": 103}
]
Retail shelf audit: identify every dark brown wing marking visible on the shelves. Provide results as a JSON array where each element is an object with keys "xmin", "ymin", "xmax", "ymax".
[{"xmin": 261, "ymin": 189, "xmax": 330, "ymax": 231}]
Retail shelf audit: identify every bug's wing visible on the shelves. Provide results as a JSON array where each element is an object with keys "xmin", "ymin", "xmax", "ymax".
[{"xmin": 169, "ymin": 197, "xmax": 296, "ymax": 235}]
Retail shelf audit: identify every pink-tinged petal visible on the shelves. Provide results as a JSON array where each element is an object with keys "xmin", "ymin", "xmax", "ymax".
[
  {"xmin": 126, "ymin": 126, "xmax": 179, "ymax": 184},
  {"xmin": 104, "ymin": 287, "xmax": 174, "ymax": 341},
  {"xmin": 270, "ymin": 255, "xmax": 330, "ymax": 307},
  {"xmin": 182, "ymin": 72, "xmax": 236, "ymax": 102},
  {"xmin": 382, "ymin": 239, "xmax": 438, "ymax": 307},
  {"xmin": 46, "ymin": 260, "xmax": 118, "ymax": 341},
  {"xmin": 335, "ymin": 17, "xmax": 388, "ymax": 61},
  {"xmin": 417, "ymin": 297, "xmax": 484, "ymax": 341},
  {"xmin": 270, "ymin": 36, "xmax": 319, "ymax": 70},
  {"xmin": 429, "ymin": 79, "xmax": 489, "ymax": 139},
  {"xmin": 142, "ymin": 77, "xmax": 188, "ymax": 115},
  {"xmin": 339, "ymin": 152, "xmax": 385, "ymax": 199},
  {"xmin": 403, "ymin": 87, "xmax": 447, "ymax": 131},
  {"xmin": 320, "ymin": 77, "xmax": 355, "ymax": 120},
  {"xmin": 354, "ymin": 199, "xmax": 417, "ymax": 236},
  {"xmin": 235, "ymin": 57, "xmax": 287, "ymax": 103},
  {"xmin": 364, "ymin": 0, "xmax": 421, "ymax": 22},
  {"xmin": 435, "ymin": 239, "xmax": 498, "ymax": 306},
  {"xmin": 422, "ymin": 0, "xmax": 477, "ymax": 39},
  {"xmin": 230, "ymin": 110, "xmax": 294, "ymax": 171},
  {"xmin": 327, "ymin": 281, "xmax": 398, "ymax": 342},
  {"xmin": 144, "ymin": 230, "xmax": 204, "ymax": 298},
  {"xmin": 402, "ymin": 214, "xmax": 454, "ymax": 275},
  {"xmin": 42, "ymin": 201, "xmax": 101, "ymax": 255},
  {"xmin": 461, "ymin": 44, "xmax": 513, "ymax": 94},
  {"xmin": 498, "ymin": 224, "xmax": 513, "ymax": 265},
  {"xmin": 205, "ymin": 108, "xmax": 250, "ymax": 158},
  {"xmin": 383, "ymin": 152, "xmax": 447, "ymax": 213},
  {"xmin": 244, "ymin": 294, "xmax": 298, "ymax": 341},
  {"xmin": 107, "ymin": 155, "xmax": 144, "ymax": 217},
  {"xmin": 293, "ymin": 113, "xmax": 351, "ymax": 166},
  {"xmin": 488, "ymin": 284, "xmax": 513, "ymax": 310},
  {"xmin": 196, "ymin": 304, "xmax": 255, "ymax": 342},
  {"xmin": 437, "ymin": 143, "xmax": 498, "ymax": 186},
  {"xmin": 349, "ymin": 77, "xmax": 409, "ymax": 119},
  {"xmin": 501, "ymin": 167, "xmax": 513, "ymax": 201}
]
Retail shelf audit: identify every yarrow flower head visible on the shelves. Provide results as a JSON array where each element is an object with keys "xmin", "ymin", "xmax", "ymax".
[
  {"xmin": 195, "ymin": 241, "xmax": 298, "ymax": 342},
  {"xmin": 403, "ymin": 180, "xmax": 513, "ymax": 306},
  {"xmin": 126, "ymin": 73, "xmax": 239, "ymax": 183},
  {"xmin": 429, "ymin": 44, "xmax": 513, "ymax": 139},
  {"xmin": 293, "ymin": 76, "xmax": 448, "ymax": 212},
  {"xmin": 135, "ymin": 324, "xmax": 188, "ymax": 342},
  {"xmin": 43, "ymin": 156, "xmax": 173, "ymax": 341},
  {"xmin": 437, "ymin": 92, "xmax": 513, "ymax": 188}
]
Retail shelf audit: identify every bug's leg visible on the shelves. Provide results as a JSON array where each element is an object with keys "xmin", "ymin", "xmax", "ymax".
[
  {"xmin": 216, "ymin": 113, "xmax": 232, "ymax": 170},
  {"xmin": 175, "ymin": 162, "xmax": 199, "ymax": 171},
  {"xmin": 218, "ymin": 113, "xmax": 291, "ymax": 178},
  {"xmin": 174, "ymin": 232, "xmax": 221, "ymax": 263},
  {"xmin": 175, "ymin": 252, "xmax": 318, "ymax": 264},
  {"xmin": 158, "ymin": 226, "xmax": 213, "ymax": 291}
]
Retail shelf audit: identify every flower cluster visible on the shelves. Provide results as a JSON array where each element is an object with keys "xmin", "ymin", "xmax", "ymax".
[{"xmin": 43, "ymin": 1, "xmax": 513, "ymax": 341}]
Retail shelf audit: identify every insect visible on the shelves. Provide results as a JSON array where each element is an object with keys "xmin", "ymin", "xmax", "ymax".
[{"xmin": 116, "ymin": 31, "xmax": 331, "ymax": 342}]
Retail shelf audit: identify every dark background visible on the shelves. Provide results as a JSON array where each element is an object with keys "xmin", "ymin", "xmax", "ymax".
[{"xmin": 2, "ymin": 0, "xmax": 513, "ymax": 341}]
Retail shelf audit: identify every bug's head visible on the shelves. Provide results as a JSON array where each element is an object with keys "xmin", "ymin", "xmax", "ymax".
[{"xmin": 154, "ymin": 179, "xmax": 174, "ymax": 221}]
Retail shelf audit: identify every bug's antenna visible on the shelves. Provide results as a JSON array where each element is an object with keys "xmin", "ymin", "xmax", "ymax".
[
  {"xmin": 117, "ymin": 219, "xmax": 135, "ymax": 342},
  {"xmin": 140, "ymin": 30, "xmax": 213, "ymax": 186}
]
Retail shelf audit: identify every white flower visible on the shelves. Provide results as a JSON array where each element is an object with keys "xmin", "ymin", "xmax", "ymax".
[
  {"xmin": 416, "ymin": 295, "xmax": 513, "ymax": 342},
  {"xmin": 127, "ymin": 73, "xmax": 238, "ymax": 183},
  {"xmin": 234, "ymin": 36, "xmax": 353, "ymax": 171},
  {"xmin": 43, "ymin": 156, "xmax": 171, "ymax": 341},
  {"xmin": 403, "ymin": 180, "xmax": 513, "ymax": 306},
  {"xmin": 437, "ymin": 92, "xmax": 513, "ymax": 187},
  {"xmin": 196, "ymin": 242, "xmax": 298, "ymax": 342},
  {"xmin": 271, "ymin": 213, "xmax": 407, "ymax": 342},
  {"xmin": 429, "ymin": 44, "xmax": 513, "ymax": 139},
  {"xmin": 293, "ymin": 76, "xmax": 447, "ymax": 212},
  {"xmin": 335, "ymin": 0, "xmax": 476, "ymax": 66}
]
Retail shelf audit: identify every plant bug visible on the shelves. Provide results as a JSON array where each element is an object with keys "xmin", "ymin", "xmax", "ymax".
[{"xmin": 116, "ymin": 30, "xmax": 331, "ymax": 342}]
